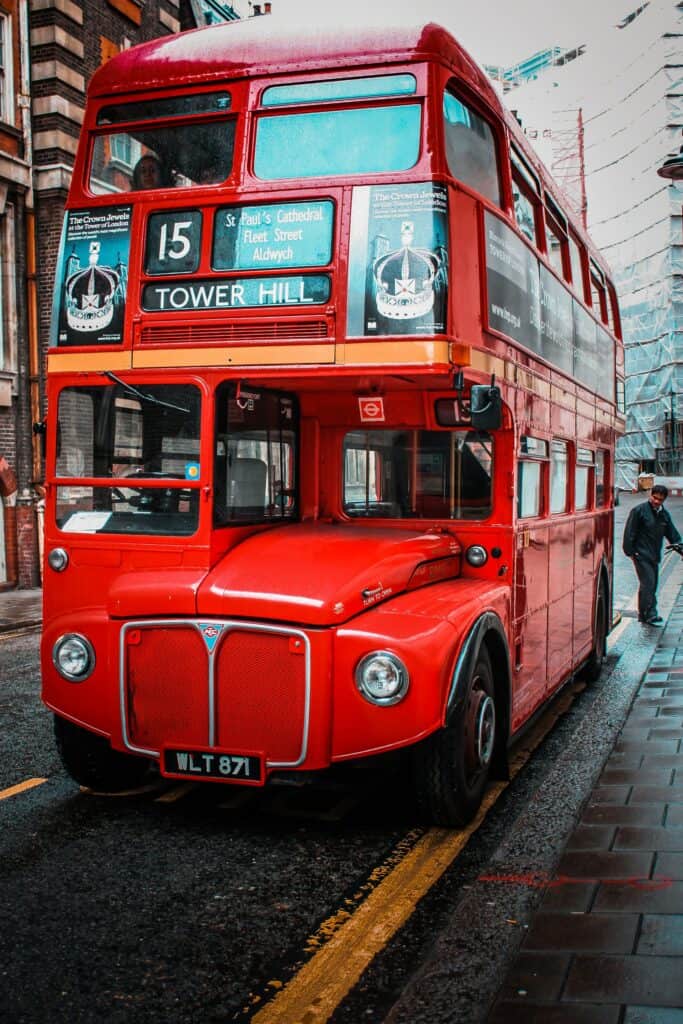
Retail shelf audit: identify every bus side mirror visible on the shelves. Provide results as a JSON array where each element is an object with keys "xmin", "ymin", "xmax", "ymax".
[{"xmin": 470, "ymin": 385, "xmax": 502, "ymax": 430}]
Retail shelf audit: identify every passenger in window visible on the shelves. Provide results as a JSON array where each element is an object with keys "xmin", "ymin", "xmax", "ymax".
[
  {"xmin": 198, "ymin": 164, "xmax": 222, "ymax": 184},
  {"xmin": 132, "ymin": 154, "xmax": 171, "ymax": 190}
]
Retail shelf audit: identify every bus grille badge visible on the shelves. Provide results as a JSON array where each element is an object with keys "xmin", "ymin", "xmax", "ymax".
[{"xmin": 199, "ymin": 623, "xmax": 224, "ymax": 653}]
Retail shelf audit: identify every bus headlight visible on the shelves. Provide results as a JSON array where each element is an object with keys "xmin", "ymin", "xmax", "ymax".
[
  {"xmin": 355, "ymin": 651, "xmax": 409, "ymax": 706},
  {"xmin": 465, "ymin": 545, "xmax": 488, "ymax": 567},
  {"xmin": 52, "ymin": 634, "xmax": 96, "ymax": 682}
]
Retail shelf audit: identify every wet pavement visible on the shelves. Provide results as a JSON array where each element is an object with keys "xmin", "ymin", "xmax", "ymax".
[
  {"xmin": 7, "ymin": 495, "xmax": 683, "ymax": 1021},
  {"xmin": 484, "ymin": 514, "xmax": 683, "ymax": 1023},
  {"xmin": 0, "ymin": 587, "xmax": 42, "ymax": 632}
]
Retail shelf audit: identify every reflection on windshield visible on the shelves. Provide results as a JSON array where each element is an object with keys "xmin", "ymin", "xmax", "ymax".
[
  {"xmin": 89, "ymin": 120, "xmax": 235, "ymax": 194},
  {"xmin": 55, "ymin": 383, "xmax": 201, "ymax": 536},
  {"xmin": 343, "ymin": 429, "xmax": 493, "ymax": 520}
]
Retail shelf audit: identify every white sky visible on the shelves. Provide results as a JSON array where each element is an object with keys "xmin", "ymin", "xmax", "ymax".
[{"xmin": 267, "ymin": 0, "xmax": 639, "ymax": 65}]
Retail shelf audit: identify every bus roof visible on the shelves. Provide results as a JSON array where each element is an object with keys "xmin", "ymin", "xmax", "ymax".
[{"xmin": 89, "ymin": 14, "xmax": 498, "ymax": 107}]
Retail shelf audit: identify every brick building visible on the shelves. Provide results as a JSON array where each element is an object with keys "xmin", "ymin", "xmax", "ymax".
[
  {"xmin": 0, "ymin": 0, "xmax": 265, "ymax": 588},
  {"xmin": 0, "ymin": 0, "xmax": 32, "ymax": 590}
]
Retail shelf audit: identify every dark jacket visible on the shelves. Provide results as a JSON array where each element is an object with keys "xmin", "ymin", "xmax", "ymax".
[{"xmin": 623, "ymin": 500, "xmax": 682, "ymax": 563}]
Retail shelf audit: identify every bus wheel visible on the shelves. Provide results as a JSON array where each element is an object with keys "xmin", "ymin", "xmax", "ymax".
[
  {"xmin": 414, "ymin": 649, "xmax": 496, "ymax": 827},
  {"xmin": 54, "ymin": 715, "xmax": 151, "ymax": 792},
  {"xmin": 582, "ymin": 586, "xmax": 607, "ymax": 683}
]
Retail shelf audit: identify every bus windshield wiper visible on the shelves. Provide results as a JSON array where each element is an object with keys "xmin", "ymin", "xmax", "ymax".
[{"xmin": 104, "ymin": 371, "xmax": 190, "ymax": 414}]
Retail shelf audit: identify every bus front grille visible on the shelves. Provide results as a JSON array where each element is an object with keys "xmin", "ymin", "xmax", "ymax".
[{"xmin": 121, "ymin": 620, "xmax": 309, "ymax": 767}]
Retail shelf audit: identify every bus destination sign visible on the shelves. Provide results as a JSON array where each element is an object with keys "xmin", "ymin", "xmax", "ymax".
[
  {"xmin": 213, "ymin": 200, "xmax": 334, "ymax": 270},
  {"xmin": 142, "ymin": 274, "xmax": 330, "ymax": 312}
]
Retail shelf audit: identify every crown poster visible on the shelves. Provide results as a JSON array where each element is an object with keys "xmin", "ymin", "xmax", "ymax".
[
  {"xmin": 52, "ymin": 206, "xmax": 131, "ymax": 347},
  {"xmin": 346, "ymin": 183, "xmax": 448, "ymax": 337}
]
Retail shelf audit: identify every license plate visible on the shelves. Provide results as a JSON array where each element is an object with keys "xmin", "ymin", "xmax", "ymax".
[{"xmin": 162, "ymin": 748, "xmax": 263, "ymax": 784}]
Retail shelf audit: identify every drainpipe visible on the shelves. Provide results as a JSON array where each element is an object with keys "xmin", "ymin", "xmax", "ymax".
[
  {"xmin": 19, "ymin": 0, "xmax": 43, "ymax": 585},
  {"xmin": 19, "ymin": 0, "xmax": 41, "ymax": 485}
]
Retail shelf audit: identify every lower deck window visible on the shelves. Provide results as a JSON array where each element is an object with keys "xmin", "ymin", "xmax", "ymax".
[{"xmin": 343, "ymin": 429, "xmax": 492, "ymax": 520}]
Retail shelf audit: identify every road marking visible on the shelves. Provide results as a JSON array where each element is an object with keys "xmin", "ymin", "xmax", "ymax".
[
  {"xmin": 154, "ymin": 782, "xmax": 197, "ymax": 803},
  {"xmin": 247, "ymin": 678, "xmax": 587, "ymax": 1024},
  {"xmin": 250, "ymin": 784, "xmax": 506, "ymax": 1024},
  {"xmin": 0, "ymin": 778, "xmax": 47, "ymax": 802}
]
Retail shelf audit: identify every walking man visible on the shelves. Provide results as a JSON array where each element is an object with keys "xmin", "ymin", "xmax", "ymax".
[{"xmin": 623, "ymin": 484, "xmax": 682, "ymax": 625}]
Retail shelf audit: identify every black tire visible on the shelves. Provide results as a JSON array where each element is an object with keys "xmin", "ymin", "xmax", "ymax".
[
  {"xmin": 54, "ymin": 715, "xmax": 151, "ymax": 791},
  {"xmin": 414, "ymin": 648, "xmax": 496, "ymax": 827},
  {"xmin": 582, "ymin": 585, "xmax": 607, "ymax": 683}
]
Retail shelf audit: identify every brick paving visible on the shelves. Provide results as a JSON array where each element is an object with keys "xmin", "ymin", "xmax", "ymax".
[{"xmin": 487, "ymin": 597, "xmax": 683, "ymax": 1023}]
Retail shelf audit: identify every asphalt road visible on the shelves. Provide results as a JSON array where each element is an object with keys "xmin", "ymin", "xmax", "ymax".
[{"xmin": 1, "ymin": 494, "xmax": 682, "ymax": 1024}]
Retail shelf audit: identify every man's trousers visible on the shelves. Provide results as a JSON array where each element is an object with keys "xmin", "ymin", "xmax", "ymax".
[{"xmin": 633, "ymin": 556, "xmax": 659, "ymax": 622}]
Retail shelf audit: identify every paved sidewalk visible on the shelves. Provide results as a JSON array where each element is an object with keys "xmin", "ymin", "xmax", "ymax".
[
  {"xmin": 0, "ymin": 587, "xmax": 42, "ymax": 633},
  {"xmin": 487, "ymin": 592, "xmax": 683, "ymax": 1023}
]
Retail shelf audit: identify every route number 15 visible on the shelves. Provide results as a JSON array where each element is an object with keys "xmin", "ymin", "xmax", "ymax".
[{"xmin": 145, "ymin": 210, "xmax": 202, "ymax": 276}]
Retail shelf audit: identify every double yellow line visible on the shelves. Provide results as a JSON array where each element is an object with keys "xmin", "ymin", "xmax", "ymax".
[{"xmin": 0, "ymin": 778, "xmax": 46, "ymax": 802}]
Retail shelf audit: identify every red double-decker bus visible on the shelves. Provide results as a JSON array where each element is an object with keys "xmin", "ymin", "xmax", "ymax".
[{"xmin": 41, "ymin": 16, "xmax": 624, "ymax": 826}]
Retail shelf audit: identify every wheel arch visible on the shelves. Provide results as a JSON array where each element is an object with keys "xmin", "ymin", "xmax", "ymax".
[{"xmin": 445, "ymin": 612, "xmax": 512, "ymax": 776}]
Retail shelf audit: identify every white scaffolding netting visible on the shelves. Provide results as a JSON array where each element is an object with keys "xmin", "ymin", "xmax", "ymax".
[{"xmin": 505, "ymin": 0, "xmax": 683, "ymax": 490}]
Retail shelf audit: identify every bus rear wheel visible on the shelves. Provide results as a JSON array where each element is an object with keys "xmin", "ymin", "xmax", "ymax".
[
  {"xmin": 414, "ymin": 649, "xmax": 496, "ymax": 827},
  {"xmin": 582, "ymin": 586, "xmax": 607, "ymax": 683},
  {"xmin": 54, "ymin": 715, "xmax": 151, "ymax": 792}
]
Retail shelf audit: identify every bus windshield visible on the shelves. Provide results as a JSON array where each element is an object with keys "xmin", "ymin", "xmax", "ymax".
[
  {"xmin": 343, "ymin": 429, "xmax": 493, "ymax": 520},
  {"xmin": 213, "ymin": 384, "xmax": 298, "ymax": 526},
  {"xmin": 55, "ymin": 382, "xmax": 201, "ymax": 535}
]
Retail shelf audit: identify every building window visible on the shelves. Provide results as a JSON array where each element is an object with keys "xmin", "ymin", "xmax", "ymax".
[
  {"xmin": 0, "ymin": 205, "xmax": 17, "ymax": 375},
  {"xmin": 0, "ymin": 13, "xmax": 14, "ymax": 126}
]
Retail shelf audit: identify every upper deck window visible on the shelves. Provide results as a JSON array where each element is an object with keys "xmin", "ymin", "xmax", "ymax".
[
  {"xmin": 262, "ymin": 74, "xmax": 416, "ymax": 107},
  {"xmin": 511, "ymin": 150, "xmax": 539, "ymax": 245},
  {"xmin": 97, "ymin": 92, "xmax": 232, "ymax": 125},
  {"xmin": 443, "ymin": 91, "xmax": 501, "ymax": 206},
  {"xmin": 89, "ymin": 104, "xmax": 236, "ymax": 194},
  {"xmin": 568, "ymin": 231, "xmax": 587, "ymax": 300},
  {"xmin": 254, "ymin": 104, "xmax": 420, "ymax": 180},
  {"xmin": 590, "ymin": 260, "xmax": 607, "ymax": 323},
  {"xmin": 544, "ymin": 196, "xmax": 568, "ymax": 280}
]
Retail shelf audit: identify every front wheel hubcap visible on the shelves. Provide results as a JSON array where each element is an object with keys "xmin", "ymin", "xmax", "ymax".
[{"xmin": 476, "ymin": 695, "xmax": 496, "ymax": 768}]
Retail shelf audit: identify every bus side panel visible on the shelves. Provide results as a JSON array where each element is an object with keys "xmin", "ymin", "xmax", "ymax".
[
  {"xmin": 573, "ymin": 513, "xmax": 597, "ymax": 662},
  {"xmin": 512, "ymin": 524, "xmax": 549, "ymax": 730},
  {"xmin": 547, "ymin": 519, "xmax": 575, "ymax": 691}
]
